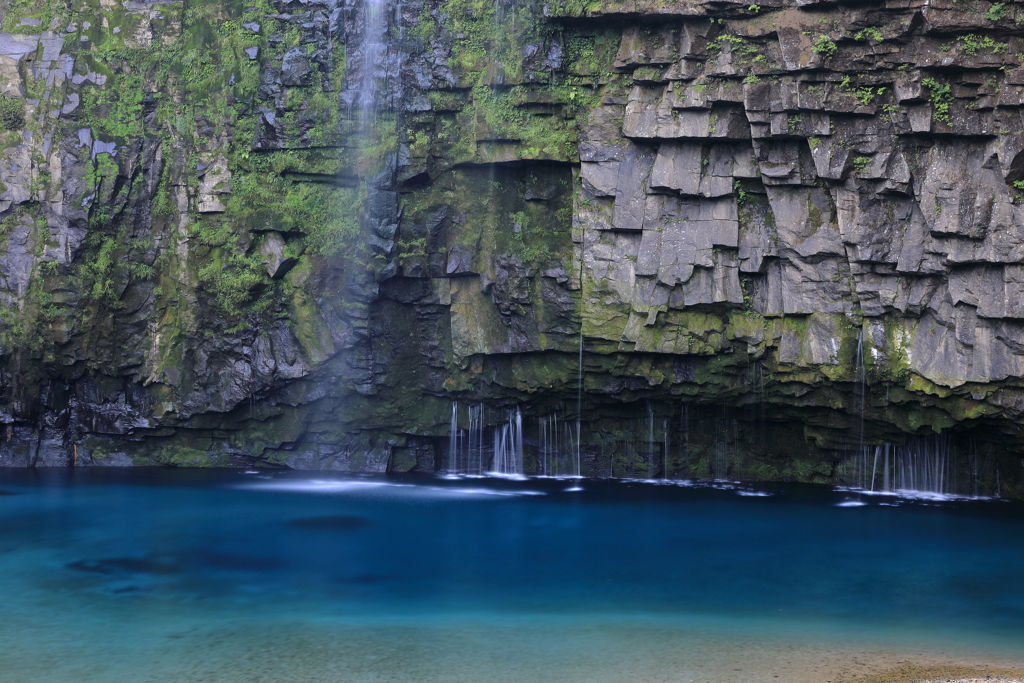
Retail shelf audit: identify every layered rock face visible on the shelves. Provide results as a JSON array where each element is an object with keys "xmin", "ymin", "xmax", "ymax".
[{"xmin": 0, "ymin": 0, "xmax": 1022, "ymax": 496}]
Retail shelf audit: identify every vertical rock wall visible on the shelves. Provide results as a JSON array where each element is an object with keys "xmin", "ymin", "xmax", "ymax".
[{"xmin": 0, "ymin": 0, "xmax": 1022, "ymax": 496}]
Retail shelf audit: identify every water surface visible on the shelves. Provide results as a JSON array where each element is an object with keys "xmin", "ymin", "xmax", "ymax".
[{"xmin": 0, "ymin": 469, "xmax": 1022, "ymax": 682}]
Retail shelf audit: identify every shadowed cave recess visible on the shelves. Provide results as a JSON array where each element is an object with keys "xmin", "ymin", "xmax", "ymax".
[{"xmin": 0, "ymin": 0, "xmax": 1023, "ymax": 498}]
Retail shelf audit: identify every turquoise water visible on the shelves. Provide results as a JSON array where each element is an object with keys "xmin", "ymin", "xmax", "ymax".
[{"xmin": 0, "ymin": 469, "xmax": 1022, "ymax": 682}]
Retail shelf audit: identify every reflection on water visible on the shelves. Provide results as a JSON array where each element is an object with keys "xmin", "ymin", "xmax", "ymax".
[{"xmin": 0, "ymin": 468, "xmax": 1023, "ymax": 682}]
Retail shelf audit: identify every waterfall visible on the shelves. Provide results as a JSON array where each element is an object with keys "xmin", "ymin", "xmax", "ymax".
[
  {"xmin": 575, "ymin": 178, "xmax": 587, "ymax": 483},
  {"xmin": 358, "ymin": 0, "xmax": 388, "ymax": 126},
  {"xmin": 539, "ymin": 413, "xmax": 553, "ymax": 476},
  {"xmin": 859, "ymin": 434, "xmax": 959, "ymax": 495},
  {"xmin": 680, "ymin": 403, "xmax": 689, "ymax": 468},
  {"xmin": 897, "ymin": 435, "xmax": 952, "ymax": 494},
  {"xmin": 447, "ymin": 402, "xmax": 485, "ymax": 475},
  {"xmin": 713, "ymin": 414, "xmax": 730, "ymax": 479},
  {"xmin": 853, "ymin": 325, "xmax": 868, "ymax": 488},
  {"xmin": 538, "ymin": 410, "xmax": 579, "ymax": 477},
  {"xmin": 448, "ymin": 401, "xmax": 460, "ymax": 474},
  {"xmin": 574, "ymin": 331, "xmax": 583, "ymax": 478},
  {"xmin": 883, "ymin": 442, "xmax": 891, "ymax": 492},
  {"xmin": 646, "ymin": 401, "xmax": 655, "ymax": 478},
  {"xmin": 467, "ymin": 404, "xmax": 483, "ymax": 475},
  {"xmin": 491, "ymin": 407, "xmax": 523, "ymax": 476},
  {"xmin": 662, "ymin": 418, "xmax": 669, "ymax": 479}
]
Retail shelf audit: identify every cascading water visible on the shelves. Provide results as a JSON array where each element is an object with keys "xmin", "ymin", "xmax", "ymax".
[
  {"xmin": 447, "ymin": 402, "xmax": 485, "ymax": 475},
  {"xmin": 574, "ymin": 342, "xmax": 582, "ymax": 481},
  {"xmin": 853, "ymin": 325, "xmax": 869, "ymax": 488},
  {"xmin": 491, "ymin": 407, "xmax": 523, "ymax": 476},
  {"xmin": 662, "ymin": 418, "xmax": 669, "ymax": 479},
  {"xmin": 350, "ymin": 0, "xmax": 404, "ymax": 266},
  {"xmin": 574, "ymin": 164, "xmax": 587, "ymax": 487},
  {"xmin": 467, "ymin": 404, "xmax": 484, "ymax": 475},
  {"xmin": 538, "ymin": 411, "xmax": 580, "ymax": 477},
  {"xmin": 539, "ymin": 413, "xmax": 554, "ymax": 476},
  {"xmin": 861, "ymin": 434, "xmax": 961, "ymax": 496},
  {"xmin": 539, "ymin": 412, "xmax": 557, "ymax": 476},
  {"xmin": 448, "ymin": 401, "xmax": 462, "ymax": 475},
  {"xmin": 896, "ymin": 435, "xmax": 953, "ymax": 494},
  {"xmin": 713, "ymin": 413, "xmax": 731, "ymax": 479},
  {"xmin": 358, "ymin": 0, "xmax": 387, "ymax": 126},
  {"xmin": 680, "ymin": 403, "xmax": 690, "ymax": 469},
  {"xmin": 646, "ymin": 401, "xmax": 655, "ymax": 478}
]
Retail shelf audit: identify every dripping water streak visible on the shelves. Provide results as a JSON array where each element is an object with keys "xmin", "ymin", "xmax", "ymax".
[
  {"xmin": 575, "ymin": 182, "xmax": 586, "ymax": 484},
  {"xmin": 662, "ymin": 418, "xmax": 669, "ymax": 479},
  {"xmin": 469, "ymin": 404, "xmax": 482, "ymax": 475},
  {"xmin": 854, "ymin": 326, "xmax": 868, "ymax": 488},
  {"xmin": 449, "ymin": 401, "xmax": 458, "ymax": 475},
  {"xmin": 491, "ymin": 407, "xmax": 523, "ymax": 476},
  {"xmin": 870, "ymin": 445, "xmax": 879, "ymax": 492},
  {"xmin": 647, "ymin": 401, "xmax": 655, "ymax": 479}
]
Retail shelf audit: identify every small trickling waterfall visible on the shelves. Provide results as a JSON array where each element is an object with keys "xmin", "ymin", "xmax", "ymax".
[
  {"xmin": 574, "ymin": 179, "xmax": 587, "ymax": 484},
  {"xmin": 447, "ymin": 402, "xmax": 485, "ymax": 475},
  {"xmin": 574, "ymin": 346, "xmax": 583, "ymax": 480},
  {"xmin": 662, "ymin": 418, "xmax": 669, "ymax": 479},
  {"xmin": 448, "ymin": 401, "xmax": 462, "ymax": 475},
  {"xmin": 646, "ymin": 402, "xmax": 655, "ymax": 478},
  {"xmin": 861, "ymin": 434, "xmax": 959, "ymax": 496},
  {"xmin": 679, "ymin": 403, "xmax": 690, "ymax": 475},
  {"xmin": 712, "ymin": 413, "xmax": 733, "ymax": 480},
  {"xmin": 492, "ymin": 407, "xmax": 524, "ymax": 476},
  {"xmin": 853, "ymin": 326, "xmax": 869, "ymax": 488},
  {"xmin": 467, "ymin": 404, "xmax": 484, "ymax": 474},
  {"xmin": 538, "ymin": 411, "xmax": 580, "ymax": 477}
]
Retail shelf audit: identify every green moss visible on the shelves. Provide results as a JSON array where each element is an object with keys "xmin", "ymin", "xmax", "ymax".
[
  {"xmin": 0, "ymin": 95, "xmax": 25, "ymax": 131},
  {"xmin": 289, "ymin": 285, "xmax": 335, "ymax": 363},
  {"xmin": 907, "ymin": 373, "xmax": 953, "ymax": 398},
  {"xmin": 142, "ymin": 442, "xmax": 223, "ymax": 467},
  {"xmin": 79, "ymin": 0, "xmax": 266, "ymax": 143},
  {"xmin": 906, "ymin": 409, "xmax": 955, "ymax": 433},
  {"xmin": 0, "ymin": 0, "xmax": 61, "ymax": 33}
]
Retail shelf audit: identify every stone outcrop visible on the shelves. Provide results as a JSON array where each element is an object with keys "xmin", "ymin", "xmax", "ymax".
[{"xmin": 0, "ymin": 0, "xmax": 1022, "ymax": 497}]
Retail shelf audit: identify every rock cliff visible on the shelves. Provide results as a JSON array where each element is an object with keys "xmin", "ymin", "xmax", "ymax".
[{"xmin": 0, "ymin": 0, "xmax": 1022, "ymax": 496}]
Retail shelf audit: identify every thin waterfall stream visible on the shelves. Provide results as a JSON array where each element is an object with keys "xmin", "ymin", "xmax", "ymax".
[
  {"xmin": 492, "ymin": 407, "xmax": 524, "ymax": 476},
  {"xmin": 854, "ymin": 325, "xmax": 868, "ymax": 489}
]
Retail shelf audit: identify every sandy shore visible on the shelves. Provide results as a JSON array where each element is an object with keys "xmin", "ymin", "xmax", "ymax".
[
  {"xmin": 838, "ymin": 665, "xmax": 1024, "ymax": 683},
  {"xmin": 3, "ymin": 608, "xmax": 1023, "ymax": 683}
]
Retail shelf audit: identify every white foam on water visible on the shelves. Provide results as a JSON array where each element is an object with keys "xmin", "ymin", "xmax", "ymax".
[
  {"xmin": 482, "ymin": 471, "xmax": 530, "ymax": 481},
  {"xmin": 835, "ymin": 486, "xmax": 995, "ymax": 503},
  {"xmin": 423, "ymin": 486, "xmax": 545, "ymax": 497},
  {"xmin": 623, "ymin": 478, "xmax": 707, "ymax": 488},
  {"xmin": 234, "ymin": 478, "xmax": 544, "ymax": 499},
  {"xmin": 237, "ymin": 479, "xmax": 402, "ymax": 493},
  {"xmin": 737, "ymin": 491, "xmax": 772, "ymax": 497},
  {"xmin": 836, "ymin": 500, "xmax": 868, "ymax": 507}
]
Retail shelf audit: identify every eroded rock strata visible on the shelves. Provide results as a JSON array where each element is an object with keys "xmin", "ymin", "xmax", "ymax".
[{"xmin": 0, "ymin": 0, "xmax": 1022, "ymax": 495}]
